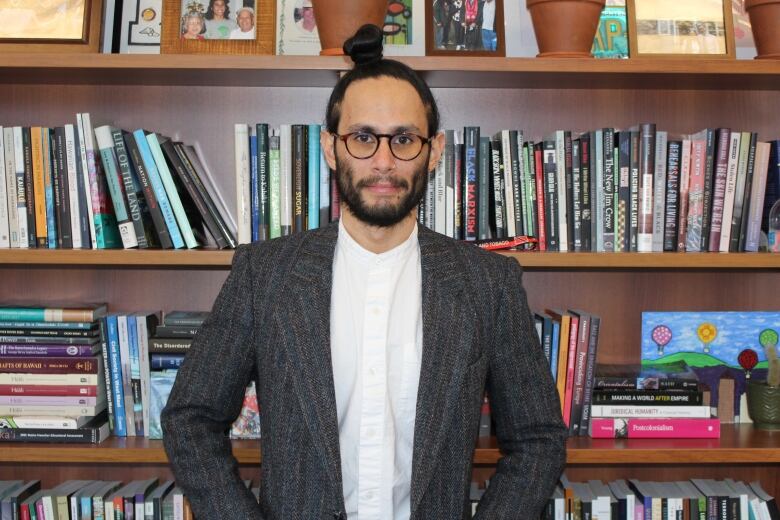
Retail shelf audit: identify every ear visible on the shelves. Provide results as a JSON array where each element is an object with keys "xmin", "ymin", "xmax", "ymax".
[
  {"xmin": 427, "ymin": 131, "xmax": 445, "ymax": 174},
  {"xmin": 321, "ymin": 129, "xmax": 337, "ymax": 171}
]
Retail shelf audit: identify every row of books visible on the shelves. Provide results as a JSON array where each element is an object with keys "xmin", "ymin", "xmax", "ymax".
[
  {"xmin": 233, "ymin": 123, "xmax": 780, "ymax": 252},
  {"xmin": 0, "ymin": 478, "xmax": 259, "ymax": 520},
  {"xmin": 0, "ymin": 117, "xmax": 237, "ymax": 251}
]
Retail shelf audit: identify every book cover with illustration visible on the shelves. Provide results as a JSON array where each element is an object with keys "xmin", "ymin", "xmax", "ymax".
[{"xmin": 641, "ymin": 311, "xmax": 779, "ymax": 420}]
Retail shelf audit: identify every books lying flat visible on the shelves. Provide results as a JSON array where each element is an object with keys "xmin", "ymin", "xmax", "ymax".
[
  {"xmin": 589, "ymin": 417, "xmax": 720, "ymax": 438},
  {"xmin": 594, "ymin": 360, "xmax": 700, "ymax": 390},
  {"xmin": 0, "ymin": 412, "xmax": 109, "ymax": 443}
]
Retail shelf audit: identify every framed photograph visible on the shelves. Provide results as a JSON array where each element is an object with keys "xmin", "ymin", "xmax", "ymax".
[
  {"xmin": 275, "ymin": 0, "xmax": 320, "ymax": 55},
  {"xmin": 0, "ymin": 0, "xmax": 104, "ymax": 53},
  {"xmin": 161, "ymin": 0, "xmax": 275, "ymax": 54},
  {"xmin": 626, "ymin": 0, "xmax": 736, "ymax": 58},
  {"xmin": 426, "ymin": 0, "xmax": 506, "ymax": 56}
]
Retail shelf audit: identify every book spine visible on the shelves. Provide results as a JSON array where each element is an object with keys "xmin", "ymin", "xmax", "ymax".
[
  {"xmin": 64, "ymin": 125, "xmax": 84, "ymax": 248},
  {"xmin": 651, "ymin": 131, "xmax": 667, "ymax": 252},
  {"xmin": 579, "ymin": 134, "xmax": 592, "ymax": 251},
  {"xmin": 663, "ymin": 141, "xmax": 681, "ymax": 251},
  {"xmin": 72, "ymin": 123, "xmax": 93, "ymax": 249},
  {"xmin": 577, "ymin": 315, "xmax": 600, "ymax": 437},
  {"xmin": 463, "ymin": 126, "xmax": 479, "ymax": 241},
  {"xmin": 616, "ymin": 131, "xmax": 631, "ymax": 252},
  {"xmin": 571, "ymin": 138, "xmax": 582, "ymax": 251},
  {"xmin": 269, "ymin": 135, "xmax": 282, "ymax": 239},
  {"xmin": 589, "ymin": 418, "xmax": 721, "ymax": 438},
  {"xmin": 602, "ymin": 129, "xmax": 615, "ymax": 251},
  {"xmin": 718, "ymin": 131, "xmax": 741, "ymax": 252},
  {"xmin": 0, "ymin": 403, "xmax": 104, "ymax": 416},
  {"xmin": 13, "ymin": 127, "xmax": 29, "ymax": 248},
  {"xmin": 510, "ymin": 130, "xmax": 524, "ymax": 237},
  {"xmin": 534, "ymin": 145, "xmax": 546, "ymax": 251},
  {"xmin": 0, "ymin": 394, "xmax": 99, "ymax": 405},
  {"xmin": 3, "ymin": 128, "xmax": 19, "ymax": 248},
  {"xmin": 307, "ymin": 124, "xmax": 320, "ymax": 230},
  {"xmin": 594, "ymin": 379, "xmax": 700, "ymax": 391},
  {"xmin": 730, "ymin": 132, "xmax": 753, "ymax": 252},
  {"xmin": 256, "ymin": 124, "xmax": 270, "ymax": 240},
  {"xmin": 125, "ymin": 133, "xmax": 171, "ymax": 248},
  {"xmin": 279, "ymin": 124, "xmax": 292, "ymax": 236},
  {"xmin": 150, "ymin": 355, "xmax": 185, "ymax": 370},
  {"xmin": 562, "ymin": 316, "xmax": 578, "ymax": 428},
  {"xmin": 75, "ymin": 115, "xmax": 98, "ymax": 249},
  {"xmin": 94, "ymin": 126, "xmax": 137, "ymax": 249},
  {"xmin": 111, "ymin": 128, "xmax": 149, "ymax": 248},
  {"xmin": 0, "ymin": 357, "xmax": 100, "ymax": 373},
  {"xmin": 250, "ymin": 129, "xmax": 259, "ymax": 241},
  {"xmin": 557, "ymin": 131, "xmax": 569, "ymax": 251},
  {"xmin": 686, "ymin": 139, "xmax": 706, "ymax": 252},
  {"xmin": 700, "ymin": 128, "xmax": 715, "ymax": 251},
  {"xmin": 737, "ymin": 133, "xmax": 758, "ymax": 251},
  {"xmin": 0, "ymin": 383, "xmax": 100, "ymax": 396},
  {"xmin": 30, "ymin": 127, "xmax": 48, "ymax": 247},
  {"xmin": 291, "ymin": 124, "xmax": 306, "ymax": 234},
  {"xmin": 477, "ymin": 136, "xmax": 490, "ymax": 240},
  {"xmin": 0, "ymin": 423, "xmax": 107, "ymax": 443},
  {"xmin": 526, "ymin": 141, "xmax": 539, "ymax": 242},
  {"xmin": 500, "ymin": 130, "xmax": 516, "ymax": 237},
  {"xmin": 592, "ymin": 391, "xmax": 703, "ymax": 405},
  {"xmin": 127, "ymin": 315, "xmax": 143, "ymax": 436},
  {"xmin": 590, "ymin": 404, "xmax": 712, "ymax": 418},
  {"xmin": 543, "ymin": 138, "xmax": 559, "ymax": 250},
  {"xmin": 319, "ymin": 144, "xmax": 330, "ymax": 228},
  {"xmin": 22, "ymin": 127, "xmax": 37, "ymax": 248},
  {"xmin": 0, "ymin": 372, "xmax": 99, "ymax": 385},
  {"xmin": 677, "ymin": 140, "xmax": 692, "ymax": 251},
  {"xmin": 638, "ymin": 124, "xmax": 655, "ymax": 252},
  {"xmin": 745, "ymin": 141, "xmax": 770, "ymax": 252},
  {"xmin": 0, "ymin": 127, "xmax": 9, "ymax": 248},
  {"xmin": 568, "ymin": 314, "xmax": 589, "ymax": 435},
  {"xmin": 708, "ymin": 129, "xmax": 731, "ymax": 251},
  {"xmin": 234, "ymin": 124, "xmax": 251, "ymax": 244},
  {"xmin": 42, "ymin": 127, "xmax": 57, "ymax": 249},
  {"xmin": 133, "ymin": 129, "xmax": 183, "ymax": 248},
  {"xmin": 490, "ymin": 136, "xmax": 506, "ymax": 239},
  {"xmin": 0, "ymin": 344, "xmax": 98, "ymax": 356},
  {"xmin": 107, "ymin": 316, "xmax": 126, "ymax": 437}
]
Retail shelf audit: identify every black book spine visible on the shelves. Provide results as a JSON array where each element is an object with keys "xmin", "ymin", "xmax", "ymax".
[
  {"xmin": 49, "ymin": 128, "xmax": 62, "ymax": 249},
  {"xmin": 542, "ymin": 137, "xmax": 559, "ymax": 251},
  {"xmin": 580, "ymin": 133, "xmax": 592, "ymax": 251},
  {"xmin": 738, "ymin": 133, "xmax": 758, "ymax": 252},
  {"xmin": 525, "ymin": 142, "xmax": 539, "ymax": 240},
  {"xmin": 571, "ymin": 138, "xmax": 582, "ymax": 251},
  {"xmin": 72, "ymin": 127, "xmax": 92, "ymax": 249},
  {"xmin": 730, "ymin": 132, "xmax": 757, "ymax": 252},
  {"xmin": 629, "ymin": 129, "xmax": 640, "ymax": 252},
  {"xmin": 112, "ymin": 130, "xmax": 149, "ymax": 248},
  {"xmin": 477, "ymin": 136, "xmax": 491, "ymax": 240},
  {"xmin": 509, "ymin": 130, "xmax": 523, "ymax": 237},
  {"xmin": 98, "ymin": 317, "xmax": 115, "ymax": 433},
  {"xmin": 22, "ymin": 127, "xmax": 37, "ymax": 248},
  {"xmin": 602, "ymin": 128, "xmax": 616, "ymax": 251},
  {"xmin": 54, "ymin": 127, "xmax": 73, "ymax": 249},
  {"xmin": 463, "ymin": 126, "xmax": 479, "ymax": 241},
  {"xmin": 564, "ymin": 131, "xmax": 574, "ymax": 250},
  {"xmin": 292, "ymin": 124, "xmax": 306, "ymax": 234},
  {"xmin": 256, "ymin": 123, "xmax": 270, "ymax": 241},
  {"xmin": 617, "ymin": 131, "xmax": 631, "ymax": 252},
  {"xmin": 664, "ymin": 141, "xmax": 681, "ymax": 251},
  {"xmin": 125, "ymin": 134, "xmax": 173, "ymax": 249},
  {"xmin": 700, "ymin": 129, "xmax": 715, "ymax": 251},
  {"xmin": 490, "ymin": 136, "xmax": 506, "ymax": 239}
]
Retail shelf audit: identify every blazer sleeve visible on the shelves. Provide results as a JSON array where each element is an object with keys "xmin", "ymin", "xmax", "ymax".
[
  {"xmin": 161, "ymin": 245, "xmax": 263, "ymax": 518},
  {"xmin": 474, "ymin": 257, "xmax": 568, "ymax": 519}
]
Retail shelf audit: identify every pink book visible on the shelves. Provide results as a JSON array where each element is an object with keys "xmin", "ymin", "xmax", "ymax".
[
  {"xmin": 676, "ymin": 139, "xmax": 692, "ymax": 251},
  {"xmin": 685, "ymin": 138, "xmax": 706, "ymax": 251},
  {"xmin": 590, "ymin": 417, "xmax": 721, "ymax": 438},
  {"xmin": 562, "ymin": 314, "xmax": 579, "ymax": 428}
]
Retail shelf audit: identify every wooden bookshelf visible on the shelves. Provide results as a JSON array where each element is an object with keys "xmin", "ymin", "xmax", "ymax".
[{"xmin": 1, "ymin": 52, "xmax": 779, "ymax": 495}]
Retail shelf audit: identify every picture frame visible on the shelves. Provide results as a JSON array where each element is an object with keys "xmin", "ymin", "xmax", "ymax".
[
  {"xmin": 120, "ymin": 0, "xmax": 163, "ymax": 54},
  {"xmin": 0, "ymin": 0, "xmax": 104, "ymax": 53},
  {"xmin": 626, "ymin": 0, "xmax": 736, "ymax": 59},
  {"xmin": 161, "ymin": 0, "xmax": 275, "ymax": 54},
  {"xmin": 426, "ymin": 0, "xmax": 506, "ymax": 56}
]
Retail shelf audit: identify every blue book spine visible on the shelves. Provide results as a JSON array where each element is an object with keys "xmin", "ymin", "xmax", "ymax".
[
  {"xmin": 45, "ymin": 130, "xmax": 58, "ymax": 249},
  {"xmin": 550, "ymin": 321, "xmax": 560, "ymax": 382},
  {"xmin": 80, "ymin": 496, "xmax": 93, "ymax": 520},
  {"xmin": 319, "ymin": 148, "xmax": 330, "ymax": 225},
  {"xmin": 307, "ymin": 124, "xmax": 320, "ymax": 229},
  {"xmin": 150, "ymin": 354, "xmax": 186, "ymax": 370},
  {"xmin": 128, "ymin": 315, "xmax": 143, "ymax": 431},
  {"xmin": 107, "ymin": 315, "xmax": 127, "ymax": 437},
  {"xmin": 132, "ymin": 129, "xmax": 184, "ymax": 249},
  {"xmin": 250, "ymin": 133, "xmax": 259, "ymax": 242}
]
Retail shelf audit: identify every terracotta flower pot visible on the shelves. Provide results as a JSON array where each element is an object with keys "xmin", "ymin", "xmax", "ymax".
[
  {"xmin": 745, "ymin": 0, "xmax": 780, "ymax": 59},
  {"xmin": 311, "ymin": 0, "xmax": 387, "ymax": 56},
  {"xmin": 526, "ymin": 0, "xmax": 606, "ymax": 58},
  {"xmin": 746, "ymin": 380, "xmax": 780, "ymax": 430}
]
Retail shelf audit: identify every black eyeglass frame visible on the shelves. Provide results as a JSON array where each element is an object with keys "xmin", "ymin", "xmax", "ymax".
[{"xmin": 332, "ymin": 131, "xmax": 432, "ymax": 161}]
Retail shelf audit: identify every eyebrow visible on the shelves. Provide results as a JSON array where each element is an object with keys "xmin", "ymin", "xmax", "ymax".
[{"xmin": 345, "ymin": 124, "xmax": 423, "ymax": 134}]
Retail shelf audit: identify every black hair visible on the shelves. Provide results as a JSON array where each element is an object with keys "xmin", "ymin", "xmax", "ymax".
[
  {"xmin": 205, "ymin": 0, "xmax": 231, "ymax": 21},
  {"xmin": 325, "ymin": 24, "xmax": 440, "ymax": 138}
]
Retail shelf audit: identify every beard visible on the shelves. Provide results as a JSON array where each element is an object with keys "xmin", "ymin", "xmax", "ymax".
[{"xmin": 335, "ymin": 150, "xmax": 430, "ymax": 228}]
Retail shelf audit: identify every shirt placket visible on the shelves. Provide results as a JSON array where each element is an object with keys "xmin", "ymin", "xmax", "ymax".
[{"xmin": 357, "ymin": 259, "xmax": 391, "ymax": 518}]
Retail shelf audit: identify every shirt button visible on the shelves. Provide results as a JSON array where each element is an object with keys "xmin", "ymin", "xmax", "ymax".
[
  {"xmin": 365, "ymin": 490, "xmax": 374, "ymax": 500},
  {"xmin": 369, "ymin": 366, "xmax": 377, "ymax": 377},
  {"xmin": 366, "ymin": 427, "xmax": 376, "ymax": 438},
  {"xmin": 372, "ymin": 307, "xmax": 381, "ymax": 316}
]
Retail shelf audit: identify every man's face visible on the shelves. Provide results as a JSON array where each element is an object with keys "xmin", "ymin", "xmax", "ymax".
[
  {"xmin": 323, "ymin": 77, "xmax": 444, "ymax": 228},
  {"xmin": 237, "ymin": 10, "xmax": 253, "ymax": 31},
  {"xmin": 302, "ymin": 6, "xmax": 314, "ymax": 22},
  {"xmin": 213, "ymin": 0, "xmax": 226, "ymax": 16}
]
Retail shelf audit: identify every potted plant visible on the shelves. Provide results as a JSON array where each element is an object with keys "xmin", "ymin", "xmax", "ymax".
[
  {"xmin": 745, "ymin": 329, "xmax": 780, "ymax": 430},
  {"xmin": 745, "ymin": 0, "xmax": 780, "ymax": 59},
  {"xmin": 526, "ymin": 0, "xmax": 606, "ymax": 57},
  {"xmin": 311, "ymin": 0, "xmax": 387, "ymax": 55}
]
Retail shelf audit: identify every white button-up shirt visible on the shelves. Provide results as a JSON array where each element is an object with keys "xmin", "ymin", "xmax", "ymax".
[{"xmin": 330, "ymin": 220, "xmax": 423, "ymax": 520}]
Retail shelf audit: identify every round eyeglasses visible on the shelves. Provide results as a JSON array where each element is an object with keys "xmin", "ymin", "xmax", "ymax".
[{"xmin": 334, "ymin": 131, "xmax": 431, "ymax": 161}]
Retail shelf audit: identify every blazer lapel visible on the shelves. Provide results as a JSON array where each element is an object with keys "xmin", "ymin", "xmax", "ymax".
[
  {"xmin": 273, "ymin": 223, "xmax": 344, "ymax": 507},
  {"xmin": 410, "ymin": 225, "xmax": 470, "ymax": 515}
]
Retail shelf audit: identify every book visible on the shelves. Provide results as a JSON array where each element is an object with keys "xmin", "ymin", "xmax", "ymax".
[
  {"xmin": 0, "ymin": 344, "xmax": 101, "ymax": 357},
  {"xmin": 594, "ymin": 361, "xmax": 700, "ymax": 390},
  {"xmin": 162, "ymin": 311, "xmax": 208, "ymax": 327},
  {"xmin": 589, "ymin": 417, "xmax": 720, "ymax": 438},
  {"xmin": 592, "ymin": 388, "xmax": 703, "ymax": 405},
  {"xmin": 0, "ymin": 303, "xmax": 107, "ymax": 323},
  {"xmin": 589, "ymin": 404, "xmax": 711, "ymax": 418},
  {"xmin": 0, "ymin": 412, "xmax": 110, "ymax": 443}
]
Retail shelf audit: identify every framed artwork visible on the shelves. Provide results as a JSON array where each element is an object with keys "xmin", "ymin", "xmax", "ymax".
[
  {"xmin": 161, "ymin": 0, "xmax": 275, "ymax": 54},
  {"xmin": 120, "ymin": 0, "xmax": 163, "ymax": 53},
  {"xmin": 626, "ymin": 0, "xmax": 736, "ymax": 58},
  {"xmin": 275, "ymin": 0, "xmax": 320, "ymax": 55},
  {"xmin": 384, "ymin": 0, "xmax": 425, "ymax": 56},
  {"xmin": 0, "ymin": 0, "xmax": 104, "ymax": 53},
  {"xmin": 426, "ymin": 0, "xmax": 505, "ymax": 56}
]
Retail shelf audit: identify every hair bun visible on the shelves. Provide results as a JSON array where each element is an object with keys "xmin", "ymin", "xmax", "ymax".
[{"xmin": 343, "ymin": 24, "xmax": 384, "ymax": 66}]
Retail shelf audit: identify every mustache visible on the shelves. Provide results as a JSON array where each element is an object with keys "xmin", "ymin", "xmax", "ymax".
[{"xmin": 355, "ymin": 176, "xmax": 409, "ymax": 190}]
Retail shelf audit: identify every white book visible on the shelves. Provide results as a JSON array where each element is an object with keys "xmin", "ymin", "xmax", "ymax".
[
  {"xmin": 173, "ymin": 488, "xmax": 184, "ymax": 520},
  {"xmin": 590, "ymin": 404, "xmax": 711, "ymax": 418},
  {"xmin": 76, "ymin": 114, "xmax": 98, "ymax": 249},
  {"xmin": 501, "ymin": 129, "xmax": 516, "ymax": 237},
  {"xmin": 446, "ymin": 130, "xmax": 460, "ymax": 238},
  {"xmin": 117, "ymin": 315, "xmax": 136, "ymax": 436},
  {"xmin": 555, "ymin": 130, "xmax": 568, "ymax": 251},
  {"xmin": 93, "ymin": 125, "xmax": 138, "ymax": 249},
  {"xmin": 677, "ymin": 139, "xmax": 692, "ymax": 251},
  {"xmin": 279, "ymin": 125, "xmax": 292, "ymax": 236},
  {"xmin": 594, "ymin": 129, "xmax": 604, "ymax": 252},
  {"xmin": 234, "ymin": 124, "xmax": 251, "ymax": 244},
  {"xmin": 425, "ymin": 166, "xmax": 435, "ymax": 230},
  {"xmin": 12, "ymin": 127, "xmax": 28, "ymax": 249},
  {"xmin": 652, "ymin": 131, "xmax": 668, "ymax": 252},
  {"xmin": 745, "ymin": 142, "xmax": 770, "ymax": 252},
  {"xmin": 136, "ymin": 312, "xmax": 155, "ymax": 438},
  {"xmin": 65, "ymin": 124, "xmax": 83, "ymax": 248},
  {"xmin": 3, "ymin": 127, "xmax": 18, "ymax": 248},
  {"xmin": 719, "ymin": 131, "xmax": 741, "ymax": 251},
  {"xmin": 0, "ymin": 127, "xmax": 9, "ymax": 248}
]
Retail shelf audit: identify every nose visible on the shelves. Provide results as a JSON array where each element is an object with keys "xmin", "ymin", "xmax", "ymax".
[{"xmin": 371, "ymin": 136, "xmax": 396, "ymax": 171}]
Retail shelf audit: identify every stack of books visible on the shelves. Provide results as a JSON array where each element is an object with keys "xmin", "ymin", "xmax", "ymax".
[
  {"xmin": 588, "ymin": 361, "xmax": 719, "ymax": 438},
  {"xmin": 0, "ymin": 303, "xmax": 111, "ymax": 443}
]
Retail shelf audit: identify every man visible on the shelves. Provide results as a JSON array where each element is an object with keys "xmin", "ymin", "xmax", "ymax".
[
  {"xmin": 230, "ymin": 7, "xmax": 255, "ymax": 40},
  {"xmin": 162, "ymin": 26, "xmax": 566, "ymax": 520},
  {"xmin": 481, "ymin": 0, "xmax": 497, "ymax": 52}
]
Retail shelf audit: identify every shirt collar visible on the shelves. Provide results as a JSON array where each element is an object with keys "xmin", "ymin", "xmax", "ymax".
[{"xmin": 337, "ymin": 219, "xmax": 419, "ymax": 266}]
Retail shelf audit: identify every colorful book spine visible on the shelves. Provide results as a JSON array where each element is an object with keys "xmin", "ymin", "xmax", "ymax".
[
  {"xmin": 42, "ymin": 127, "xmax": 57, "ymax": 249},
  {"xmin": 0, "ymin": 344, "xmax": 100, "ymax": 356},
  {"xmin": 589, "ymin": 405, "xmax": 711, "ymax": 418},
  {"xmin": 257, "ymin": 123, "xmax": 270, "ymax": 241},
  {"xmin": 106, "ymin": 315, "xmax": 127, "ymax": 437},
  {"xmin": 269, "ymin": 135, "xmax": 281, "ymax": 239},
  {"xmin": 589, "ymin": 417, "xmax": 720, "ymax": 438},
  {"xmin": 249, "ymin": 128, "xmax": 259, "ymax": 242},
  {"xmin": 234, "ymin": 123, "xmax": 251, "ymax": 244},
  {"xmin": 93, "ymin": 126, "xmax": 137, "ymax": 249},
  {"xmin": 307, "ymin": 124, "xmax": 320, "ymax": 230}
]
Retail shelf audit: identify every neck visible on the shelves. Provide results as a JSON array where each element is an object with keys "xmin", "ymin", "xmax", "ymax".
[{"xmin": 340, "ymin": 205, "xmax": 417, "ymax": 254}]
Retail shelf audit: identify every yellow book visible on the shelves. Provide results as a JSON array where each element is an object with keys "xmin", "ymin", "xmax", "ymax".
[{"xmin": 30, "ymin": 126, "xmax": 47, "ymax": 246}]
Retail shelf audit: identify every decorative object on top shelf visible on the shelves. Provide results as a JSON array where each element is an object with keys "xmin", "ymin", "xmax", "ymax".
[
  {"xmin": 525, "ymin": 0, "xmax": 606, "ymax": 58},
  {"xmin": 592, "ymin": 0, "xmax": 629, "ymax": 58},
  {"xmin": 310, "ymin": 0, "xmax": 386, "ymax": 55},
  {"xmin": 0, "ymin": 0, "xmax": 104, "ymax": 53},
  {"xmin": 626, "ymin": 0, "xmax": 736, "ymax": 58},
  {"xmin": 160, "ymin": 0, "xmax": 275, "ymax": 54},
  {"xmin": 745, "ymin": 329, "xmax": 780, "ymax": 430},
  {"xmin": 118, "ymin": 0, "xmax": 163, "ymax": 54},
  {"xmin": 426, "ymin": 0, "xmax": 506, "ymax": 56},
  {"xmin": 744, "ymin": 0, "xmax": 780, "ymax": 59}
]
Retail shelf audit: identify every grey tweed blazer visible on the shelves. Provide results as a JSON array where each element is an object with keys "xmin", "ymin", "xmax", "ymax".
[{"xmin": 161, "ymin": 222, "xmax": 566, "ymax": 520}]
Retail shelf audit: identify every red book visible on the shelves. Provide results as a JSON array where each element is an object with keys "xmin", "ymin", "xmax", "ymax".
[
  {"xmin": 589, "ymin": 417, "xmax": 721, "ymax": 438},
  {"xmin": 0, "ymin": 356, "xmax": 101, "ymax": 374},
  {"xmin": 534, "ymin": 144, "xmax": 547, "ymax": 251}
]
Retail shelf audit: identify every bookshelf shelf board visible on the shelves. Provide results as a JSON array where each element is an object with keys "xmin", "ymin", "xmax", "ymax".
[
  {"xmin": 0, "ymin": 249, "xmax": 777, "ymax": 269},
  {"xmin": 2, "ymin": 54, "xmax": 780, "ymax": 89},
  {"xmin": 3, "ymin": 427, "xmax": 779, "ymax": 464}
]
